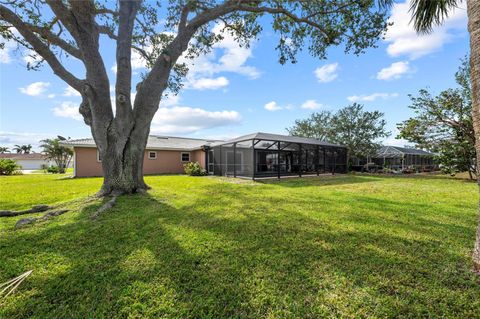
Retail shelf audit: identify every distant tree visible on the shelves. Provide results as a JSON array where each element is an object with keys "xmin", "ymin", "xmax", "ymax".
[
  {"xmin": 0, "ymin": 146, "xmax": 10, "ymax": 153},
  {"xmin": 330, "ymin": 104, "xmax": 389, "ymax": 164},
  {"xmin": 287, "ymin": 111, "xmax": 332, "ymax": 140},
  {"xmin": 40, "ymin": 138, "xmax": 73, "ymax": 174},
  {"xmin": 288, "ymin": 103, "xmax": 390, "ymax": 165},
  {"xmin": 0, "ymin": 0, "xmax": 394, "ymax": 195},
  {"xmin": 12, "ymin": 144, "xmax": 32, "ymax": 154},
  {"xmin": 397, "ymin": 59, "xmax": 475, "ymax": 179}
]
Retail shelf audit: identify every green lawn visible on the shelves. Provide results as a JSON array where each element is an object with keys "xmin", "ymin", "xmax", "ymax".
[{"xmin": 0, "ymin": 174, "xmax": 479, "ymax": 318}]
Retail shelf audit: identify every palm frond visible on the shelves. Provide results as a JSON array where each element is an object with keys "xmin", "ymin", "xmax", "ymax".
[{"xmin": 409, "ymin": 0, "xmax": 461, "ymax": 34}]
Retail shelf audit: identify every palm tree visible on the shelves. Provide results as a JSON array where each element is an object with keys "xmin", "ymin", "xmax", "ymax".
[
  {"xmin": 410, "ymin": 0, "xmax": 480, "ymax": 272},
  {"xmin": 22, "ymin": 144, "xmax": 32, "ymax": 154},
  {"xmin": 13, "ymin": 144, "xmax": 23, "ymax": 154},
  {"xmin": 0, "ymin": 146, "xmax": 10, "ymax": 153},
  {"xmin": 12, "ymin": 144, "xmax": 32, "ymax": 154}
]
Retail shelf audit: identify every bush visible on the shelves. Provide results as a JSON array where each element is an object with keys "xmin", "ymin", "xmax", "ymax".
[
  {"xmin": 183, "ymin": 161, "xmax": 207, "ymax": 176},
  {"xmin": 0, "ymin": 159, "xmax": 22, "ymax": 175},
  {"xmin": 47, "ymin": 166, "xmax": 61, "ymax": 174}
]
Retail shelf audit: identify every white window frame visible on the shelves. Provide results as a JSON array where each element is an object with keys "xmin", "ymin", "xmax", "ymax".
[
  {"xmin": 96, "ymin": 149, "xmax": 102, "ymax": 162},
  {"xmin": 148, "ymin": 151, "xmax": 157, "ymax": 160},
  {"xmin": 181, "ymin": 152, "xmax": 191, "ymax": 162}
]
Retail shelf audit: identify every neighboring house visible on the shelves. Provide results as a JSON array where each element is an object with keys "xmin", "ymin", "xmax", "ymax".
[
  {"xmin": 62, "ymin": 132, "xmax": 348, "ymax": 178},
  {"xmin": 352, "ymin": 146, "xmax": 437, "ymax": 172},
  {"xmin": 0, "ymin": 153, "xmax": 52, "ymax": 170},
  {"xmin": 373, "ymin": 146, "xmax": 436, "ymax": 171}
]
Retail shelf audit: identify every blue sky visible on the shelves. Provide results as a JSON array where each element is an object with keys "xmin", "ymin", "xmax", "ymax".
[{"xmin": 0, "ymin": 1, "xmax": 469, "ymax": 151}]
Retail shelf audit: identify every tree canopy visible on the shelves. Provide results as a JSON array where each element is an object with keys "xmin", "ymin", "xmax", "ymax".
[
  {"xmin": 0, "ymin": 0, "xmax": 394, "ymax": 194},
  {"xmin": 397, "ymin": 58, "xmax": 475, "ymax": 179},
  {"xmin": 288, "ymin": 103, "xmax": 390, "ymax": 163}
]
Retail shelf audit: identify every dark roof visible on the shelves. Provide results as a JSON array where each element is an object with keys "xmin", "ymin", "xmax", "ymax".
[
  {"xmin": 376, "ymin": 146, "xmax": 435, "ymax": 156},
  {"xmin": 212, "ymin": 132, "xmax": 344, "ymax": 147},
  {"xmin": 0, "ymin": 153, "xmax": 47, "ymax": 160}
]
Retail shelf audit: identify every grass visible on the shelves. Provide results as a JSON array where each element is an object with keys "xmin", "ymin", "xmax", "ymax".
[{"xmin": 0, "ymin": 173, "xmax": 479, "ymax": 318}]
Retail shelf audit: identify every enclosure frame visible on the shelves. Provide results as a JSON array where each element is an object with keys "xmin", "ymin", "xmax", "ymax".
[{"xmin": 206, "ymin": 134, "xmax": 348, "ymax": 179}]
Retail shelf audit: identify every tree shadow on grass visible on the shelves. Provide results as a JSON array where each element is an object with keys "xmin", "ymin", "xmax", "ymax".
[
  {"xmin": 0, "ymin": 183, "xmax": 479, "ymax": 318},
  {"xmin": 257, "ymin": 174, "xmax": 381, "ymax": 188}
]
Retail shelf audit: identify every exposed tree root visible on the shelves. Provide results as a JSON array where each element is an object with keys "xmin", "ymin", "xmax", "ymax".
[
  {"xmin": 0, "ymin": 205, "xmax": 51, "ymax": 217},
  {"xmin": 91, "ymin": 196, "xmax": 118, "ymax": 220},
  {"xmin": 14, "ymin": 209, "xmax": 69, "ymax": 230},
  {"xmin": 96, "ymin": 186, "xmax": 149, "ymax": 197}
]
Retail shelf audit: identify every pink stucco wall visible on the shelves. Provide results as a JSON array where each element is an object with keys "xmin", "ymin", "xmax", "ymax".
[{"xmin": 74, "ymin": 147, "xmax": 206, "ymax": 177}]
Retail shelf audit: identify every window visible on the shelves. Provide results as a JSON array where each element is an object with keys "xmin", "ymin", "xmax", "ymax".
[
  {"xmin": 148, "ymin": 151, "xmax": 157, "ymax": 160},
  {"xmin": 181, "ymin": 152, "xmax": 190, "ymax": 162},
  {"xmin": 96, "ymin": 150, "xmax": 102, "ymax": 162}
]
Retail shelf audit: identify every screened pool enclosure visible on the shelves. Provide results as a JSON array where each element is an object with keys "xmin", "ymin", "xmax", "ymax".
[{"xmin": 205, "ymin": 133, "xmax": 347, "ymax": 179}]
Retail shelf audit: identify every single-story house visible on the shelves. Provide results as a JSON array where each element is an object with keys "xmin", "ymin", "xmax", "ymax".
[
  {"xmin": 0, "ymin": 153, "xmax": 52, "ymax": 170},
  {"xmin": 62, "ymin": 132, "xmax": 348, "ymax": 178},
  {"xmin": 61, "ymin": 136, "xmax": 217, "ymax": 177}
]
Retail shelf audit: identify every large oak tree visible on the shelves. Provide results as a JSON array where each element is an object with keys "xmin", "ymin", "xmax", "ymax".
[{"xmin": 0, "ymin": 0, "xmax": 393, "ymax": 195}]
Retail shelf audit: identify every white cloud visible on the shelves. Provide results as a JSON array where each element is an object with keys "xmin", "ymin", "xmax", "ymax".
[
  {"xmin": 0, "ymin": 48, "xmax": 12, "ymax": 64},
  {"xmin": 301, "ymin": 99, "xmax": 323, "ymax": 110},
  {"xmin": 189, "ymin": 76, "xmax": 229, "ymax": 90},
  {"xmin": 264, "ymin": 100, "xmax": 320, "ymax": 111},
  {"xmin": 347, "ymin": 92, "xmax": 399, "ymax": 102},
  {"xmin": 52, "ymin": 101, "xmax": 82, "ymax": 121},
  {"xmin": 0, "ymin": 131, "xmax": 53, "ymax": 151},
  {"xmin": 47, "ymin": 94, "xmax": 56, "ymax": 99},
  {"xmin": 385, "ymin": 0, "xmax": 467, "ymax": 59},
  {"xmin": 151, "ymin": 106, "xmax": 241, "ymax": 134},
  {"xmin": 0, "ymin": 29, "xmax": 18, "ymax": 64},
  {"xmin": 23, "ymin": 50, "xmax": 42, "ymax": 65},
  {"xmin": 110, "ymin": 23, "xmax": 259, "ymax": 91},
  {"xmin": 264, "ymin": 101, "xmax": 283, "ymax": 111},
  {"xmin": 19, "ymin": 82, "xmax": 50, "ymax": 96},
  {"xmin": 376, "ymin": 61, "xmax": 412, "ymax": 80},
  {"xmin": 178, "ymin": 23, "xmax": 260, "ymax": 90},
  {"xmin": 314, "ymin": 63, "xmax": 339, "ymax": 83},
  {"xmin": 63, "ymin": 86, "xmax": 81, "ymax": 97},
  {"xmin": 160, "ymin": 94, "xmax": 180, "ymax": 107}
]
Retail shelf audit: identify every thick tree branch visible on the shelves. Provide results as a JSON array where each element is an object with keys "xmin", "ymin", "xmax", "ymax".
[
  {"xmin": 134, "ymin": 0, "xmax": 336, "ymax": 122},
  {"xmin": 97, "ymin": 24, "xmax": 149, "ymax": 61},
  {"xmin": 0, "ymin": 4, "xmax": 83, "ymax": 90},
  {"xmin": 28, "ymin": 24, "xmax": 83, "ymax": 60},
  {"xmin": 45, "ymin": 0, "xmax": 82, "ymax": 42},
  {"xmin": 115, "ymin": 0, "xmax": 141, "ymax": 122},
  {"xmin": 178, "ymin": 3, "xmax": 190, "ymax": 34}
]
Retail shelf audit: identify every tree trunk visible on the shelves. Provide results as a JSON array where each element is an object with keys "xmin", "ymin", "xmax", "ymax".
[
  {"xmin": 98, "ymin": 126, "xmax": 150, "ymax": 196},
  {"xmin": 467, "ymin": 0, "xmax": 480, "ymax": 272}
]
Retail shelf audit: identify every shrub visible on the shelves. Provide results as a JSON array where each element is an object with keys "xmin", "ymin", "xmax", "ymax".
[
  {"xmin": 47, "ymin": 165, "xmax": 61, "ymax": 174},
  {"xmin": 0, "ymin": 159, "xmax": 21, "ymax": 175},
  {"xmin": 183, "ymin": 161, "xmax": 207, "ymax": 176}
]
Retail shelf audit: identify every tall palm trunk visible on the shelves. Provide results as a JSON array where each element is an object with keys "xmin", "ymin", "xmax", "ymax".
[{"xmin": 467, "ymin": 0, "xmax": 480, "ymax": 272}]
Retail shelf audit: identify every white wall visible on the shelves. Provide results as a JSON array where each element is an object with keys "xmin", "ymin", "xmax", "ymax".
[{"xmin": 15, "ymin": 159, "xmax": 51, "ymax": 170}]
